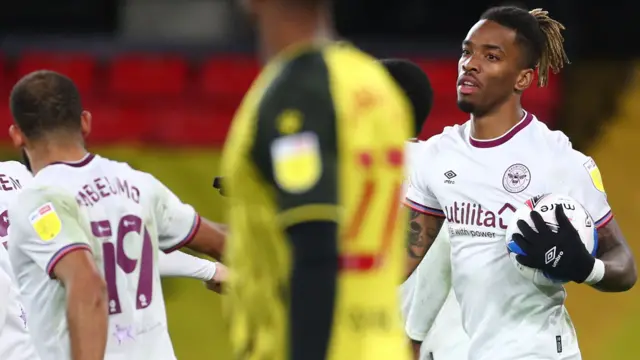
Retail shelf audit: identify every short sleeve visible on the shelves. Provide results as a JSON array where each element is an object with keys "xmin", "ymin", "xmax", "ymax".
[
  {"xmin": 251, "ymin": 52, "xmax": 339, "ymax": 229},
  {"xmin": 404, "ymin": 139, "xmax": 445, "ymax": 217},
  {"xmin": 562, "ymin": 151, "xmax": 613, "ymax": 228},
  {"xmin": 148, "ymin": 175, "xmax": 201, "ymax": 253},
  {"xmin": 8, "ymin": 188, "xmax": 92, "ymax": 278}
]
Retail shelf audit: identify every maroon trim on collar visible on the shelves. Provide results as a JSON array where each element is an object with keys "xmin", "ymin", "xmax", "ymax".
[
  {"xmin": 50, "ymin": 153, "xmax": 96, "ymax": 168},
  {"xmin": 469, "ymin": 111, "xmax": 534, "ymax": 148}
]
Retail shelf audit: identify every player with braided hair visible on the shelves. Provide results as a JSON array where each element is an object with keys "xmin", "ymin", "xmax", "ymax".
[{"xmin": 405, "ymin": 6, "xmax": 635, "ymax": 360}]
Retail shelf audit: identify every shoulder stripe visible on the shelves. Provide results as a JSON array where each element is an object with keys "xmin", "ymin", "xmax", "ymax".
[
  {"xmin": 595, "ymin": 210, "xmax": 613, "ymax": 229},
  {"xmin": 163, "ymin": 213, "xmax": 202, "ymax": 253},
  {"xmin": 403, "ymin": 199, "xmax": 445, "ymax": 217},
  {"xmin": 46, "ymin": 243, "xmax": 92, "ymax": 279}
]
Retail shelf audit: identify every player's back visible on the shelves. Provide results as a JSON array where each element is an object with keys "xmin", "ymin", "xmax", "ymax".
[
  {"xmin": 222, "ymin": 43, "xmax": 412, "ymax": 360},
  {"xmin": 0, "ymin": 161, "xmax": 40, "ymax": 360},
  {"xmin": 9, "ymin": 154, "xmax": 179, "ymax": 360}
]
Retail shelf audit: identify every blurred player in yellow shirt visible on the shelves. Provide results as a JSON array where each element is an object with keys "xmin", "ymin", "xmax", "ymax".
[{"xmin": 221, "ymin": 0, "xmax": 413, "ymax": 359}]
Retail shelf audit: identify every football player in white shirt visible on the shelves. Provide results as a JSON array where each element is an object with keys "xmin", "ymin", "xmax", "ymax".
[
  {"xmin": 404, "ymin": 6, "xmax": 636, "ymax": 360},
  {"xmin": 0, "ymin": 161, "xmax": 40, "ymax": 360},
  {"xmin": 404, "ymin": 140, "xmax": 468, "ymax": 360},
  {"xmin": 6, "ymin": 70, "xmax": 230, "ymax": 360},
  {"xmin": 0, "ymin": 160, "xmax": 226, "ymax": 360}
]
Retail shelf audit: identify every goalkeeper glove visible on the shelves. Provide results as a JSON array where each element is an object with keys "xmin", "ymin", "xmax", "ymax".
[{"xmin": 511, "ymin": 205, "xmax": 595, "ymax": 283}]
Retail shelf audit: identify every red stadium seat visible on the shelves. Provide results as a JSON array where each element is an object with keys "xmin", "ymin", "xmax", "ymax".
[
  {"xmin": 109, "ymin": 55, "xmax": 188, "ymax": 97},
  {"xmin": 149, "ymin": 100, "xmax": 232, "ymax": 145},
  {"xmin": 200, "ymin": 56, "xmax": 260, "ymax": 97},
  {"xmin": 16, "ymin": 52, "xmax": 96, "ymax": 94}
]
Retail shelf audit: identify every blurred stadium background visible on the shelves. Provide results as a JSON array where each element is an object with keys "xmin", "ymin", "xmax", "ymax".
[{"xmin": 0, "ymin": 0, "xmax": 638, "ymax": 359}]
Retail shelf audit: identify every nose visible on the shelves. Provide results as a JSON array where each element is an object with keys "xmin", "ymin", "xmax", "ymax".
[{"xmin": 460, "ymin": 55, "xmax": 479, "ymax": 73}]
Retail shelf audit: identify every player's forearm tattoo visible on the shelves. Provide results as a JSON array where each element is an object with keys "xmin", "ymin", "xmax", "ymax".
[
  {"xmin": 407, "ymin": 210, "xmax": 424, "ymax": 259},
  {"xmin": 406, "ymin": 210, "xmax": 444, "ymax": 259}
]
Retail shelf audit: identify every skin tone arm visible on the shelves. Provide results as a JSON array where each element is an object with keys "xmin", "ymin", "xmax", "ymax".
[
  {"xmin": 406, "ymin": 209, "xmax": 446, "ymax": 279},
  {"xmin": 185, "ymin": 218, "xmax": 227, "ymax": 262},
  {"xmin": 592, "ymin": 219, "xmax": 637, "ymax": 292},
  {"xmin": 53, "ymin": 250, "xmax": 108, "ymax": 360}
]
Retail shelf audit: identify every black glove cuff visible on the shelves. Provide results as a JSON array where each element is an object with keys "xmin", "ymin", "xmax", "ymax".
[{"xmin": 572, "ymin": 254, "xmax": 596, "ymax": 283}]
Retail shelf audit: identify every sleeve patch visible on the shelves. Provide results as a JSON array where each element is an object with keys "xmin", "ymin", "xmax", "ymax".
[
  {"xmin": 29, "ymin": 203, "xmax": 62, "ymax": 241},
  {"xmin": 270, "ymin": 131, "xmax": 322, "ymax": 194},
  {"xmin": 583, "ymin": 158, "xmax": 605, "ymax": 193}
]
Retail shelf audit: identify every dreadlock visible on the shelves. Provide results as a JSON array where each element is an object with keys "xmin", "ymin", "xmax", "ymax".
[
  {"xmin": 481, "ymin": 6, "xmax": 570, "ymax": 87},
  {"xmin": 529, "ymin": 8, "xmax": 570, "ymax": 87}
]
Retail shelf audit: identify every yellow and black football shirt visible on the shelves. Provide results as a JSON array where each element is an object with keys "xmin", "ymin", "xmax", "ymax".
[{"xmin": 221, "ymin": 42, "xmax": 412, "ymax": 360}]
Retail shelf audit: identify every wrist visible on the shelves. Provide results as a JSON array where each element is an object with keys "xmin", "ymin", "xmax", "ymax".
[
  {"xmin": 206, "ymin": 262, "xmax": 218, "ymax": 281},
  {"xmin": 584, "ymin": 259, "xmax": 605, "ymax": 285}
]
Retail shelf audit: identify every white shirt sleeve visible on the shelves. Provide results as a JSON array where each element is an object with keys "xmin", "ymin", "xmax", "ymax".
[
  {"xmin": 561, "ymin": 150, "xmax": 613, "ymax": 228},
  {"xmin": 404, "ymin": 138, "xmax": 444, "ymax": 217},
  {"xmin": 405, "ymin": 225, "xmax": 453, "ymax": 341},
  {"xmin": 148, "ymin": 175, "xmax": 201, "ymax": 253},
  {"xmin": 157, "ymin": 250, "xmax": 216, "ymax": 281},
  {"xmin": 8, "ymin": 187, "xmax": 92, "ymax": 278}
]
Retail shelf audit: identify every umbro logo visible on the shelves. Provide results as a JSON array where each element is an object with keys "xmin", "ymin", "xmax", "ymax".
[{"xmin": 444, "ymin": 170, "xmax": 456, "ymax": 184}]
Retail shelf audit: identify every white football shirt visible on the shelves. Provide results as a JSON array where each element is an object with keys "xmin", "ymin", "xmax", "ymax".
[
  {"xmin": 0, "ymin": 161, "xmax": 40, "ymax": 360},
  {"xmin": 9, "ymin": 154, "xmax": 201, "ymax": 360},
  {"xmin": 406, "ymin": 112, "xmax": 609, "ymax": 360},
  {"xmin": 402, "ymin": 141, "xmax": 469, "ymax": 360}
]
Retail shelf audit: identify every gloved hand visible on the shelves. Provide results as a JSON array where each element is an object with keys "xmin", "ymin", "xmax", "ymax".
[
  {"xmin": 511, "ymin": 205, "xmax": 595, "ymax": 283},
  {"xmin": 213, "ymin": 176, "xmax": 227, "ymax": 197}
]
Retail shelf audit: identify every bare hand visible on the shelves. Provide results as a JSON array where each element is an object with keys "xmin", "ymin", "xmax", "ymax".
[{"xmin": 205, "ymin": 263, "xmax": 229, "ymax": 294}]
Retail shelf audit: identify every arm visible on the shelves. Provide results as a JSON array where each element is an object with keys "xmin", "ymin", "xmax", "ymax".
[
  {"xmin": 149, "ymin": 175, "xmax": 227, "ymax": 261},
  {"xmin": 53, "ymin": 251, "xmax": 108, "ymax": 360},
  {"xmin": 157, "ymin": 249, "xmax": 227, "ymax": 293},
  {"xmin": 157, "ymin": 250, "xmax": 217, "ymax": 280},
  {"xmin": 184, "ymin": 218, "xmax": 226, "ymax": 261},
  {"xmin": 406, "ymin": 226, "xmax": 452, "ymax": 353},
  {"xmin": 10, "ymin": 190, "xmax": 108, "ymax": 360},
  {"xmin": 405, "ymin": 210, "xmax": 445, "ymax": 278},
  {"xmin": 566, "ymin": 154, "xmax": 636, "ymax": 291},
  {"xmin": 592, "ymin": 218, "xmax": 637, "ymax": 291},
  {"xmin": 403, "ymin": 138, "xmax": 445, "ymax": 278}
]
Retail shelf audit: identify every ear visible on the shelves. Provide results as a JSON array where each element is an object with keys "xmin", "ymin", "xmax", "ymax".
[
  {"xmin": 80, "ymin": 110, "xmax": 92, "ymax": 138},
  {"xmin": 515, "ymin": 68, "xmax": 534, "ymax": 92},
  {"xmin": 8, "ymin": 125, "xmax": 25, "ymax": 149}
]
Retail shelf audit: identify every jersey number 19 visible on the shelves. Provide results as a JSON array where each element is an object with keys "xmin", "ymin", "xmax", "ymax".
[{"xmin": 90, "ymin": 215, "xmax": 154, "ymax": 315}]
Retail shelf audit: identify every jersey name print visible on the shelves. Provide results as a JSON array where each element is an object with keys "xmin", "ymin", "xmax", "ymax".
[{"xmin": 406, "ymin": 112, "xmax": 608, "ymax": 360}]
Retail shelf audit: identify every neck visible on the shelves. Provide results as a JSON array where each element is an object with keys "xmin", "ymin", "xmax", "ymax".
[
  {"xmin": 27, "ymin": 140, "xmax": 88, "ymax": 175},
  {"xmin": 470, "ymin": 99, "xmax": 524, "ymax": 140},
  {"xmin": 258, "ymin": 4, "xmax": 332, "ymax": 61}
]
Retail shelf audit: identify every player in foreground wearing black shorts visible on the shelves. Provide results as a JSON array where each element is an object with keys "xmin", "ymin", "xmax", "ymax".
[{"xmin": 221, "ymin": 1, "xmax": 413, "ymax": 359}]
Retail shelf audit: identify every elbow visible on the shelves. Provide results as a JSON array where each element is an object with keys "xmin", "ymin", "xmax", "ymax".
[{"xmin": 623, "ymin": 260, "xmax": 638, "ymax": 291}]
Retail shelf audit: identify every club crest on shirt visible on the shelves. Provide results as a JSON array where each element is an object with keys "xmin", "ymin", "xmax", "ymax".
[
  {"xmin": 583, "ymin": 157, "xmax": 605, "ymax": 193},
  {"xmin": 28, "ymin": 202, "xmax": 62, "ymax": 241},
  {"xmin": 502, "ymin": 163, "xmax": 531, "ymax": 193},
  {"xmin": 270, "ymin": 131, "xmax": 322, "ymax": 194}
]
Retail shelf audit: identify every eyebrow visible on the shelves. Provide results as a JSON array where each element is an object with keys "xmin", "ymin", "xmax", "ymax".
[{"xmin": 462, "ymin": 40, "xmax": 505, "ymax": 53}]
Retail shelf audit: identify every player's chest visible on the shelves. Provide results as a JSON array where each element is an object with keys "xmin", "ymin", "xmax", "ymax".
[{"xmin": 428, "ymin": 152, "xmax": 555, "ymax": 226}]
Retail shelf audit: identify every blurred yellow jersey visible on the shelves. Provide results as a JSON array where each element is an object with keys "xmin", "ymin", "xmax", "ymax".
[{"xmin": 221, "ymin": 42, "xmax": 412, "ymax": 360}]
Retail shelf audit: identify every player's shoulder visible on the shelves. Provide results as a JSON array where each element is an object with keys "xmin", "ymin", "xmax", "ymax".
[
  {"xmin": 266, "ymin": 48, "xmax": 330, "ymax": 98},
  {"xmin": 416, "ymin": 122, "xmax": 468, "ymax": 156},
  {"xmin": 527, "ymin": 117, "xmax": 591, "ymax": 164},
  {"xmin": 0, "ymin": 160, "xmax": 32, "ymax": 181},
  {"xmin": 529, "ymin": 116, "xmax": 573, "ymax": 151}
]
